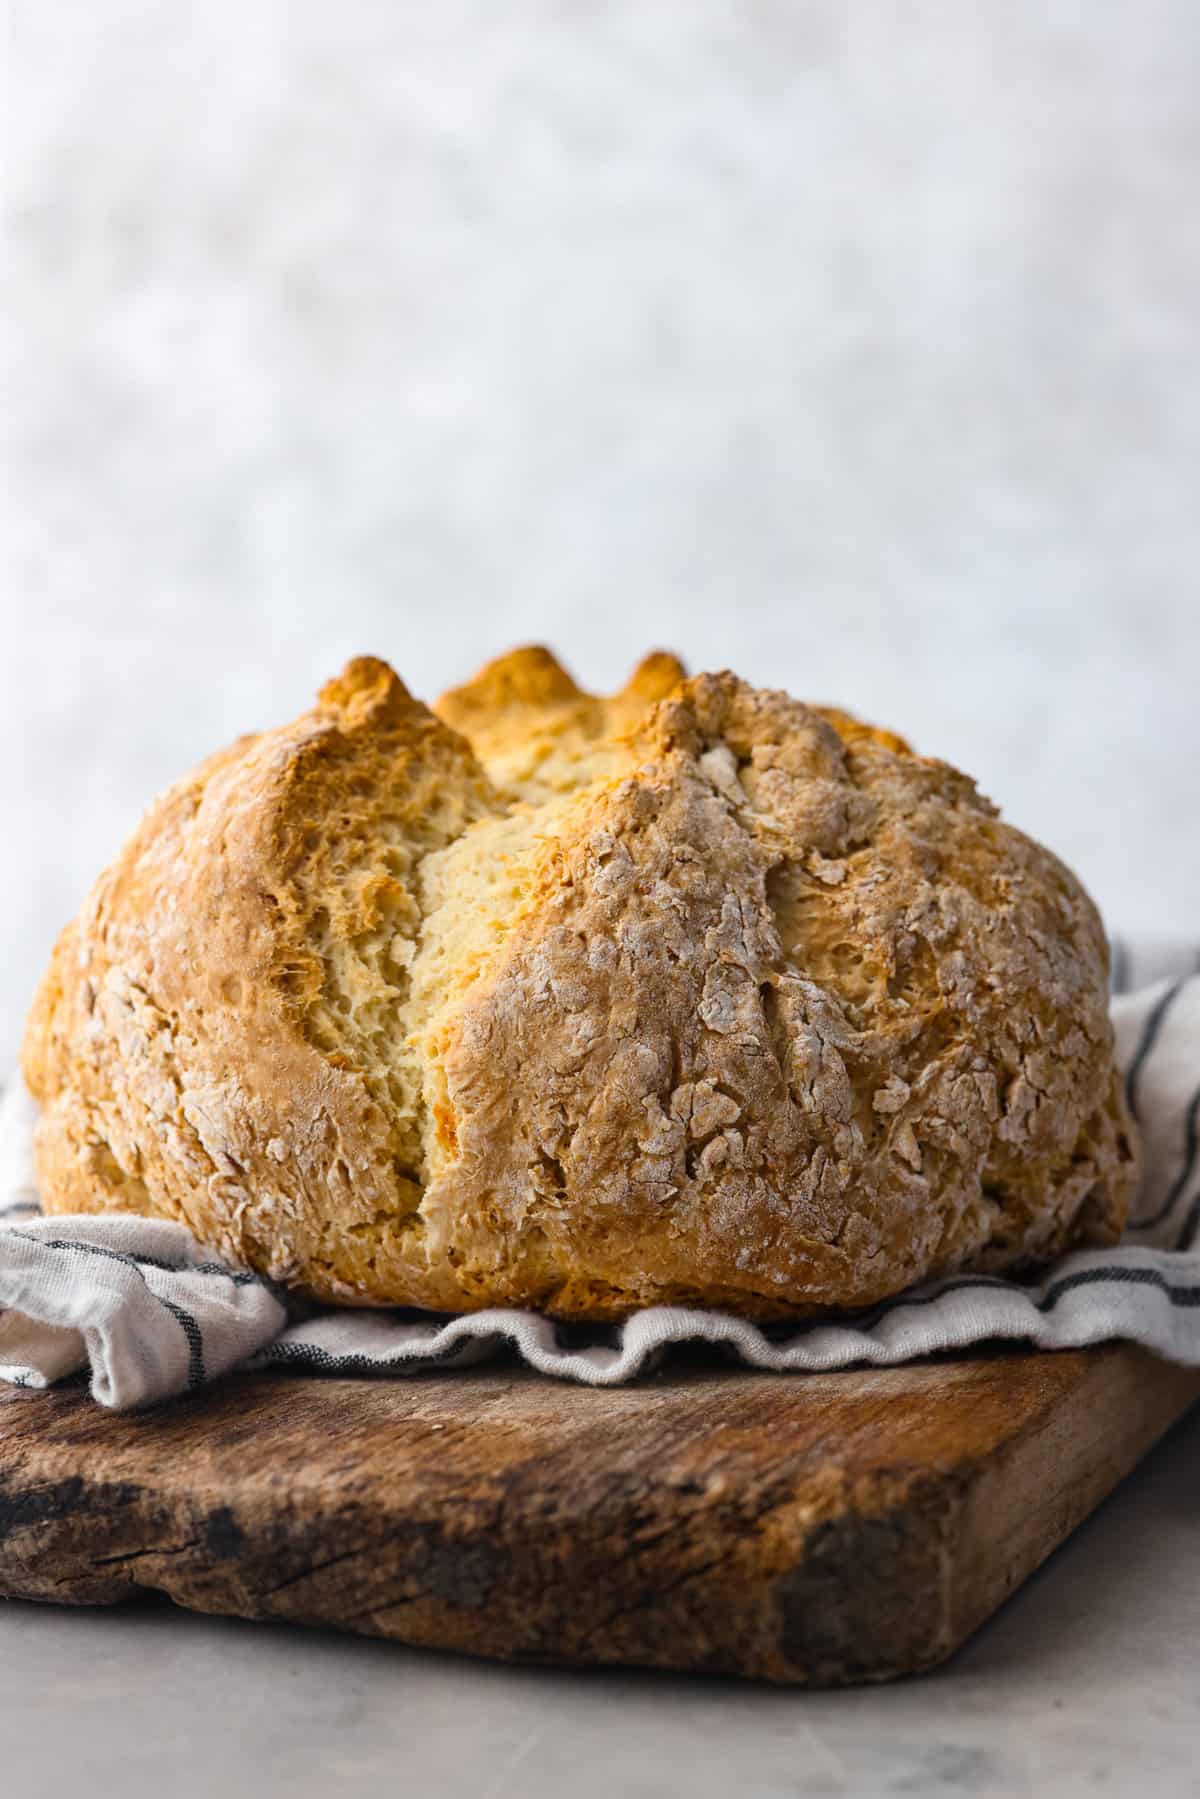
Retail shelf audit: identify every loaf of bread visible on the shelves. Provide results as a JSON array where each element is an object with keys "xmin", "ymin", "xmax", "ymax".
[{"xmin": 22, "ymin": 648, "xmax": 1138, "ymax": 1319}]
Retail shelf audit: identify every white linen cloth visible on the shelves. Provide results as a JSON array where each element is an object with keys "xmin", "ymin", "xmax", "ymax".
[{"xmin": 2, "ymin": 938, "xmax": 1197, "ymax": 1409}]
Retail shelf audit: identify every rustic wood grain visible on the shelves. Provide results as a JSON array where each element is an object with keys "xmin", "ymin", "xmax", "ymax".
[{"xmin": 1, "ymin": 1345, "xmax": 1197, "ymax": 1684}]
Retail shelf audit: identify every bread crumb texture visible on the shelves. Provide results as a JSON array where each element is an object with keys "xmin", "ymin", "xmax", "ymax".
[{"xmin": 23, "ymin": 647, "xmax": 1138, "ymax": 1319}]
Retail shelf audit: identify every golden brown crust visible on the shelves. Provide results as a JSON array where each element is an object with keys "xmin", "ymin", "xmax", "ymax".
[
  {"xmin": 23, "ymin": 649, "xmax": 1138, "ymax": 1319},
  {"xmin": 433, "ymin": 645, "xmax": 687, "ymax": 804},
  {"xmin": 23, "ymin": 657, "xmax": 501, "ymax": 1302}
]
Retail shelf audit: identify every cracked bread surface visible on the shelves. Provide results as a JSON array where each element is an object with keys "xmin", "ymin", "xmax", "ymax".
[{"xmin": 23, "ymin": 647, "xmax": 1138, "ymax": 1318}]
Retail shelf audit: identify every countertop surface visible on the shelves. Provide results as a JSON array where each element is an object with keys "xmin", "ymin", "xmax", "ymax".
[{"xmin": 1, "ymin": 1400, "xmax": 1196, "ymax": 1799}]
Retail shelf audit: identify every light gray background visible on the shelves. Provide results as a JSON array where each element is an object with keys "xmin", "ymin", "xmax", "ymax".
[{"xmin": 3, "ymin": 0, "xmax": 1198, "ymax": 1061}]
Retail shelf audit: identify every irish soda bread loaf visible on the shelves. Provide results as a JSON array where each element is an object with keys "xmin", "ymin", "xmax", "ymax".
[{"xmin": 22, "ymin": 648, "xmax": 1138, "ymax": 1319}]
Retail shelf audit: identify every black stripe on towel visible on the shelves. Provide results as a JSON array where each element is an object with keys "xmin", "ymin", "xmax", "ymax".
[
  {"xmin": 10, "ymin": 1233, "xmax": 207, "ymax": 1390},
  {"xmin": 1124, "ymin": 978, "xmax": 1187, "ymax": 1120},
  {"xmin": 844, "ymin": 1263, "xmax": 1200, "ymax": 1334},
  {"xmin": 1030, "ymin": 1264, "xmax": 1200, "ymax": 1309},
  {"xmin": 152, "ymin": 1293, "xmax": 207, "ymax": 1390},
  {"xmin": 1175, "ymin": 1136, "xmax": 1200, "ymax": 1252},
  {"xmin": 259, "ymin": 1264, "xmax": 1200, "ymax": 1381},
  {"xmin": 260, "ymin": 1337, "xmax": 481, "ymax": 1374},
  {"xmin": 4, "ymin": 1228, "xmax": 261, "ymax": 1285},
  {"xmin": 1132, "ymin": 1083, "xmax": 1200, "ymax": 1233}
]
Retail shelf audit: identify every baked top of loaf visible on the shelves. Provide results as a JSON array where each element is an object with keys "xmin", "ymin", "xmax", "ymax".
[{"xmin": 23, "ymin": 648, "xmax": 1138, "ymax": 1319}]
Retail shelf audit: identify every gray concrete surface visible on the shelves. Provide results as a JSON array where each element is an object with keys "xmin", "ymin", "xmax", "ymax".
[{"xmin": 1, "ymin": 1401, "xmax": 1198, "ymax": 1797}]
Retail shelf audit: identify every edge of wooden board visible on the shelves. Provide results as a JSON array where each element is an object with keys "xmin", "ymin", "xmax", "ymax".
[{"xmin": 1, "ymin": 1345, "xmax": 1197, "ymax": 1684}]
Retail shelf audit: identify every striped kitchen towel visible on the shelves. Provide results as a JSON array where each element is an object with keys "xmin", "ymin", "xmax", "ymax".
[{"xmin": 2, "ymin": 940, "xmax": 1198, "ymax": 1410}]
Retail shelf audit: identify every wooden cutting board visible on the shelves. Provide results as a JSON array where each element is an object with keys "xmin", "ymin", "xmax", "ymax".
[{"xmin": 1, "ymin": 1344, "xmax": 1197, "ymax": 1685}]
